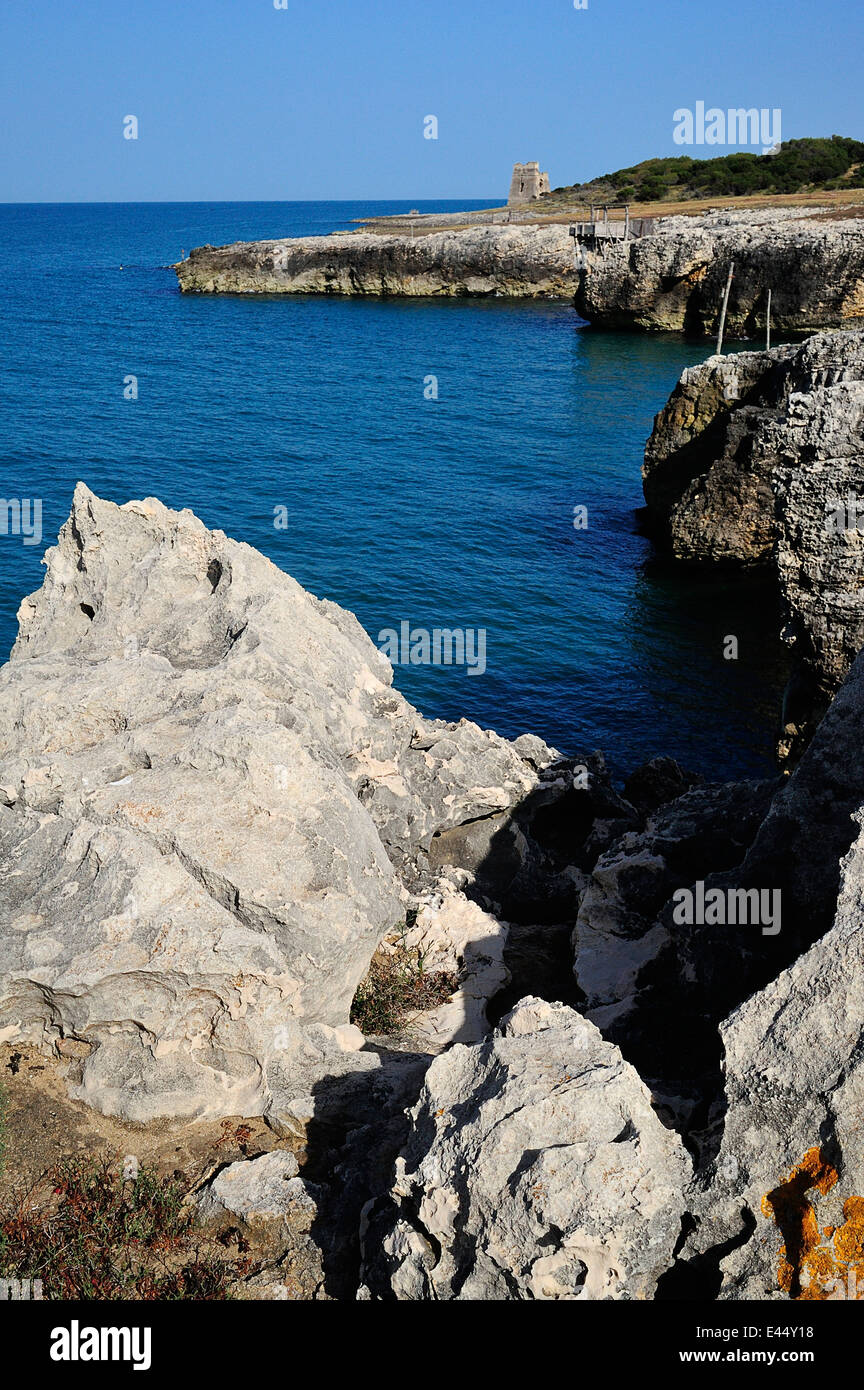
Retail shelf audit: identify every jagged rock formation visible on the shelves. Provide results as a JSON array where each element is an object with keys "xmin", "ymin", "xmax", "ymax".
[
  {"xmin": 670, "ymin": 660, "xmax": 864, "ymax": 1298},
  {"xmin": 5, "ymin": 479, "xmax": 864, "ymax": 1303},
  {"xmin": 175, "ymin": 225, "xmax": 577, "ymax": 298},
  {"xmin": 706, "ymin": 812, "xmax": 864, "ymax": 1300},
  {"xmin": 574, "ymin": 617, "xmax": 864, "ymax": 1126},
  {"xmin": 359, "ymin": 998, "xmax": 691, "ymax": 1300},
  {"xmin": 574, "ymin": 777, "xmax": 778, "ymax": 1039},
  {"xmin": 643, "ymin": 328, "xmax": 864, "ymax": 752},
  {"xmin": 566, "ymin": 644, "xmax": 864, "ymax": 1297},
  {"xmin": 356, "ymin": 638, "xmax": 864, "ymax": 1299},
  {"xmin": 0, "ymin": 485, "xmax": 559, "ymax": 1125},
  {"xmin": 575, "ymin": 208, "xmax": 864, "ymax": 335}
]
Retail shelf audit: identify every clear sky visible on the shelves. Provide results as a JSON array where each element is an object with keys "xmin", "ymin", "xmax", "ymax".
[{"xmin": 1, "ymin": 0, "xmax": 861, "ymax": 202}]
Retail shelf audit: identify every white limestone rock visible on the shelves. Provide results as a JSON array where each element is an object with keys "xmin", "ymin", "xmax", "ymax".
[
  {"xmin": 359, "ymin": 997, "xmax": 691, "ymax": 1300},
  {"xmin": 399, "ymin": 878, "xmax": 510, "ymax": 1049},
  {"xmin": 197, "ymin": 1149, "xmax": 301, "ymax": 1223},
  {"xmin": 699, "ymin": 812, "xmax": 864, "ymax": 1299},
  {"xmin": 0, "ymin": 486, "xmax": 546, "ymax": 1123}
]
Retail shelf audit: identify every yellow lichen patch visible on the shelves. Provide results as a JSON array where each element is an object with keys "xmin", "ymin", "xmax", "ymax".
[
  {"xmin": 763, "ymin": 1149, "xmax": 864, "ymax": 1299},
  {"xmin": 833, "ymin": 1196, "xmax": 864, "ymax": 1270}
]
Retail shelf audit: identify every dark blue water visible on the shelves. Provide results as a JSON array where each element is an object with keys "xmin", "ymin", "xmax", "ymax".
[{"xmin": 0, "ymin": 201, "xmax": 787, "ymax": 779}]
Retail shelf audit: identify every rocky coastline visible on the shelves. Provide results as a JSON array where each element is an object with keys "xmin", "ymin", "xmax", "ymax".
[
  {"xmin": 3, "ymin": 368, "xmax": 864, "ymax": 1300},
  {"xmin": 175, "ymin": 207, "xmax": 864, "ymax": 340},
  {"xmin": 575, "ymin": 207, "xmax": 864, "ymax": 335},
  {"xmin": 174, "ymin": 224, "xmax": 578, "ymax": 299},
  {"xmin": 644, "ymin": 328, "xmax": 864, "ymax": 756}
]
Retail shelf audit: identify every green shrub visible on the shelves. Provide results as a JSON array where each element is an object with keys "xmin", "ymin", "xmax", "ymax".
[{"xmin": 576, "ymin": 136, "xmax": 864, "ymax": 204}]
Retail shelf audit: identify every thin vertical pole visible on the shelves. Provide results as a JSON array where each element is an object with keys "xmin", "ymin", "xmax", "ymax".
[
  {"xmin": 716, "ymin": 262, "xmax": 735, "ymax": 355},
  {"xmin": 766, "ymin": 288, "xmax": 772, "ymax": 351},
  {"xmin": 624, "ymin": 205, "xmax": 630, "ymax": 241}
]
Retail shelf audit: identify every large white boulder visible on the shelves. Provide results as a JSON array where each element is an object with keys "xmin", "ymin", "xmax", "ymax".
[
  {"xmin": 359, "ymin": 997, "xmax": 691, "ymax": 1299},
  {"xmin": 0, "ymin": 486, "xmax": 549, "ymax": 1124}
]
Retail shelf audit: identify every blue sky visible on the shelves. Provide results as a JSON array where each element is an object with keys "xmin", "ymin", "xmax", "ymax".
[{"xmin": 1, "ymin": 0, "xmax": 861, "ymax": 202}]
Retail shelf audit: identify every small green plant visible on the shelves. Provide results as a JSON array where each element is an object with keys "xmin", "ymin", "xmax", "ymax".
[
  {"xmin": 0, "ymin": 1153, "xmax": 256, "ymax": 1300},
  {"xmin": 351, "ymin": 921, "xmax": 458, "ymax": 1035}
]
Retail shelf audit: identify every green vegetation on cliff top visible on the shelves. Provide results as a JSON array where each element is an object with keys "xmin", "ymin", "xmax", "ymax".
[{"xmin": 549, "ymin": 136, "xmax": 864, "ymax": 204}]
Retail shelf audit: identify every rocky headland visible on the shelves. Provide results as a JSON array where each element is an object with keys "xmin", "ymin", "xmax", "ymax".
[
  {"xmin": 174, "ymin": 224, "xmax": 578, "ymax": 299},
  {"xmin": 175, "ymin": 207, "xmax": 864, "ymax": 340},
  {"xmin": 3, "ymin": 467, "xmax": 864, "ymax": 1301}
]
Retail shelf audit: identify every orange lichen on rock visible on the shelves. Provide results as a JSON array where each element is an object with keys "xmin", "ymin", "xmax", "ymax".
[
  {"xmin": 763, "ymin": 1149, "xmax": 864, "ymax": 1299},
  {"xmin": 834, "ymin": 1196, "xmax": 864, "ymax": 1269}
]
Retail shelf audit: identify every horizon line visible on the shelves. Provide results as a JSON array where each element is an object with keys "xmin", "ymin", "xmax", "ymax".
[{"xmin": 0, "ymin": 196, "xmax": 504, "ymax": 207}]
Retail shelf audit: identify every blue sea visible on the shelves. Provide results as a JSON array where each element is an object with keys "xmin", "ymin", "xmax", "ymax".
[{"xmin": 0, "ymin": 200, "xmax": 788, "ymax": 780}]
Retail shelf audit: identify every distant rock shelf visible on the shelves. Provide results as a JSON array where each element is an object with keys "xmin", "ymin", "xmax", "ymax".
[
  {"xmin": 174, "ymin": 224, "xmax": 578, "ymax": 299},
  {"xmin": 175, "ymin": 205, "xmax": 864, "ymax": 339}
]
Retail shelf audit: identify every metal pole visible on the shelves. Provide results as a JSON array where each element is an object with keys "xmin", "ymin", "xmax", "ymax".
[
  {"xmin": 766, "ymin": 288, "xmax": 772, "ymax": 351},
  {"xmin": 716, "ymin": 262, "xmax": 735, "ymax": 355}
]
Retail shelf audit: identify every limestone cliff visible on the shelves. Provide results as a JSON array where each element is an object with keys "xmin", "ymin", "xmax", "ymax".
[
  {"xmin": 175, "ymin": 225, "xmax": 577, "ymax": 298},
  {"xmin": 643, "ymin": 328, "xmax": 864, "ymax": 751},
  {"xmin": 175, "ymin": 207, "xmax": 864, "ymax": 338},
  {"xmin": 575, "ymin": 208, "xmax": 864, "ymax": 335}
]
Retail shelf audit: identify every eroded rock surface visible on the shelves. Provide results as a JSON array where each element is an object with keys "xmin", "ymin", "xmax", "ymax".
[
  {"xmin": 0, "ymin": 485, "xmax": 553, "ymax": 1124},
  {"xmin": 682, "ymin": 808, "xmax": 864, "ymax": 1300},
  {"xmin": 574, "ymin": 778, "xmax": 778, "ymax": 1038},
  {"xmin": 576, "ymin": 208, "xmax": 864, "ymax": 335},
  {"xmin": 359, "ymin": 997, "xmax": 691, "ymax": 1300},
  {"xmin": 4, "ymin": 473, "xmax": 864, "ymax": 1303},
  {"xmin": 175, "ymin": 225, "xmax": 577, "ymax": 298},
  {"xmin": 198, "ymin": 1148, "xmax": 301, "ymax": 1222},
  {"xmin": 572, "ymin": 647, "xmax": 864, "ymax": 1139},
  {"xmin": 644, "ymin": 328, "xmax": 864, "ymax": 752},
  {"xmin": 395, "ymin": 879, "xmax": 510, "ymax": 1049}
]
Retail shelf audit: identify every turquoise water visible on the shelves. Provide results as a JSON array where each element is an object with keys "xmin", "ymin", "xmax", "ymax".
[{"xmin": 0, "ymin": 201, "xmax": 787, "ymax": 779}]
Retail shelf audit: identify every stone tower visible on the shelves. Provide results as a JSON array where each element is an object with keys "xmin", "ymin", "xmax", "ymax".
[{"xmin": 508, "ymin": 162, "xmax": 551, "ymax": 206}]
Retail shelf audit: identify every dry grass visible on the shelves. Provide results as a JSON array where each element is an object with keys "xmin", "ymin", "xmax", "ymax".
[
  {"xmin": 358, "ymin": 187, "xmax": 864, "ymax": 235},
  {"xmin": 0, "ymin": 1152, "xmax": 258, "ymax": 1300},
  {"xmin": 0, "ymin": 1084, "xmax": 7, "ymax": 1180},
  {"xmin": 351, "ymin": 928, "xmax": 458, "ymax": 1035}
]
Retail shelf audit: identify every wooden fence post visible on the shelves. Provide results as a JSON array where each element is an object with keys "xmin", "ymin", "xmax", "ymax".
[{"xmin": 716, "ymin": 262, "xmax": 735, "ymax": 355}]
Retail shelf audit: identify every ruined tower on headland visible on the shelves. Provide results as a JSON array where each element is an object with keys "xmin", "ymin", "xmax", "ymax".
[{"xmin": 508, "ymin": 162, "xmax": 551, "ymax": 206}]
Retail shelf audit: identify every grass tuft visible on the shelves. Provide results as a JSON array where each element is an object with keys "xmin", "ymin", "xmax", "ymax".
[
  {"xmin": 0, "ymin": 1153, "xmax": 258, "ymax": 1300},
  {"xmin": 351, "ymin": 919, "xmax": 458, "ymax": 1035}
]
